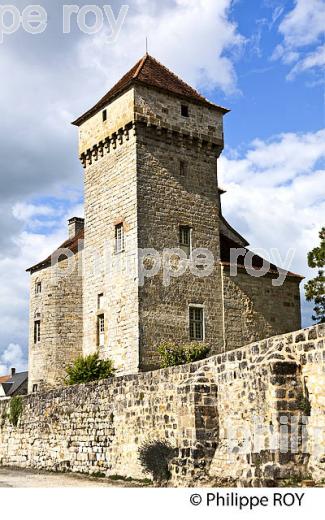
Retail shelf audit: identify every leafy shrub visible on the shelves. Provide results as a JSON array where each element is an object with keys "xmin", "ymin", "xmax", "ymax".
[
  {"xmin": 65, "ymin": 353, "xmax": 115, "ymax": 385},
  {"xmin": 138, "ymin": 440, "xmax": 175, "ymax": 483},
  {"xmin": 158, "ymin": 341, "xmax": 210, "ymax": 368},
  {"xmin": 9, "ymin": 396, "xmax": 23, "ymax": 426}
]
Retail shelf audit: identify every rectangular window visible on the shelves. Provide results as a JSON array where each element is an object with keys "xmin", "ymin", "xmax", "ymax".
[
  {"xmin": 180, "ymin": 160, "xmax": 187, "ymax": 176},
  {"xmin": 115, "ymin": 223, "xmax": 125, "ymax": 253},
  {"xmin": 98, "ymin": 314, "xmax": 105, "ymax": 347},
  {"xmin": 34, "ymin": 321, "xmax": 41, "ymax": 344},
  {"xmin": 189, "ymin": 306, "xmax": 204, "ymax": 341},
  {"xmin": 102, "ymin": 109, "xmax": 107, "ymax": 122},
  {"xmin": 35, "ymin": 282, "xmax": 42, "ymax": 294},
  {"xmin": 179, "ymin": 225, "xmax": 192, "ymax": 257},
  {"xmin": 98, "ymin": 293, "xmax": 104, "ymax": 309},
  {"xmin": 32, "ymin": 384, "xmax": 38, "ymax": 393},
  {"xmin": 181, "ymin": 104, "xmax": 189, "ymax": 117}
]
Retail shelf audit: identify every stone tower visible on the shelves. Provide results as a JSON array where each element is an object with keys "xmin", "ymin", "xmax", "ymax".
[
  {"xmin": 72, "ymin": 54, "xmax": 229, "ymax": 373},
  {"xmin": 26, "ymin": 54, "xmax": 302, "ymax": 390}
]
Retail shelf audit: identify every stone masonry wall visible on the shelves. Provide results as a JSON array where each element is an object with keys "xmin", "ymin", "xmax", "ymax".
[
  {"xmin": 78, "ymin": 88, "xmax": 135, "ymax": 155},
  {"xmin": 82, "ymin": 127, "xmax": 139, "ymax": 374},
  {"xmin": 28, "ymin": 252, "xmax": 83, "ymax": 392},
  {"xmin": 1, "ymin": 325, "xmax": 324, "ymax": 487},
  {"xmin": 222, "ymin": 266, "xmax": 301, "ymax": 351},
  {"xmin": 137, "ymin": 123, "xmax": 225, "ymax": 369},
  {"xmin": 134, "ymin": 84, "xmax": 224, "ymax": 142}
]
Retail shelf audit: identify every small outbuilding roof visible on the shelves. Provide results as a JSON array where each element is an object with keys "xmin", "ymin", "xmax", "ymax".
[{"xmin": 26, "ymin": 228, "xmax": 84, "ymax": 274}]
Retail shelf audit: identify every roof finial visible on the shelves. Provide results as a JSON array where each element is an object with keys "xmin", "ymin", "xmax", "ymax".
[{"xmin": 145, "ymin": 37, "xmax": 148, "ymax": 55}]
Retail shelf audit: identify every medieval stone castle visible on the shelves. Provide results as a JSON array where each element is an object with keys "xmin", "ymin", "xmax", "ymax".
[
  {"xmin": 26, "ymin": 54, "xmax": 302, "ymax": 393},
  {"xmin": 2, "ymin": 55, "xmax": 324, "ymax": 487}
]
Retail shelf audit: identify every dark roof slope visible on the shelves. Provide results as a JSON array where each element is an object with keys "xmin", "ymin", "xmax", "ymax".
[
  {"xmin": 27, "ymin": 229, "xmax": 84, "ymax": 274},
  {"xmin": 220, "ymin": 233, "xmax": 303, "ymax": 279},
  {"xmin": 220, "ymin": 215, "xmax": 249, "ymax": 247},
  {"xmin": 2, "ymin": 371, "xmax": 28, "ymax": 396},
  {"xmin": 72, "ymin": 54, "xmax": 229, "ymax": 126}
]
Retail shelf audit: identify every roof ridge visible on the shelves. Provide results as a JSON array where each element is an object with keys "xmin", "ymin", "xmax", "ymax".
[{"xmin": 133, "ymin": 53, "xmax": 148, "ymax": 79}]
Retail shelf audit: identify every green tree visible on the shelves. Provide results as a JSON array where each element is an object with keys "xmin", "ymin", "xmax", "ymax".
[
  {"xmin": 65, "ymin": 353, "xmax": 115, "ymax": 385},
  {"xmin": 305, "ymin": 227, "xmax": 325, "ymax": 324}
]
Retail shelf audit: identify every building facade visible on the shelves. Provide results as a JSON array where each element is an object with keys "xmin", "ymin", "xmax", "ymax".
[{"xmin": 27, "ymin": 55, "xmax": 302, "ymax": 392}]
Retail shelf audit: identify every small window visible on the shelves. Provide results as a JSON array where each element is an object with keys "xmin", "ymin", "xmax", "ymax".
[
  {"xmin": 98, "ymin": 314, "xmax": 105, "ymax": 347},
  {"xmin": 32, "ymin": 384, "xmax": 38, "ymax": 393},
  {"xmin": 115, "ymin": 223, "xmax": 125, "ymax": 253},
  {"xmin": 180, "ymin": 160, "xmax": 187, "ymax": 176},
  {"xmin": 181, "ymin": 104, "xmax": 189, "ymax": 117},
  {"xmin": 34, "ymin": 321, "xmax": 41, "ymax": 344},
  {"xmin": 98, "ymin": 293, "xmax": 104, "ymax": 309},
  {"xmin": 102, "ymin": 109, "xmax": 107, "ymax": 122},
  {"xmin": 189, "ymin": 306, "xmax": 204, "ymax": 341},
  {"xmin": 35, "ymin": 282, "xmax": 42, "ymax": 295},
  {"xmin": 179, "ymin": 225, "xmax": 192, "ymax": 258}
]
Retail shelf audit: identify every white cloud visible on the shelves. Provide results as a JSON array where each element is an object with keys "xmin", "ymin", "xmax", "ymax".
[
  {"xmin": 0, "ymin": 200, "xmax": 84, "ymax": 374},
  {"xmin": 79, "ymin": 0, "xmax": 245, "ymax": 95},
  {"xmin": 219, "ymin": 129, "xmax": 325, "ymax": 325},
  {"xmin": 279, "ymin": 0, "xmax": 325, "ymax": 47},
  {"xmin": 0, "ymin": 344, "xmax": 27, "ymax": 375},
  {"xmin": 287, "ymin": 44, "xmax": 325, "ymax": 79},
  {"xmin": 12, "ymin": 202, "xmax": 56, "ymax": 221},
  {"xmin": 272, "ymin": 0, "xmax": 325, "ymax": 79}
]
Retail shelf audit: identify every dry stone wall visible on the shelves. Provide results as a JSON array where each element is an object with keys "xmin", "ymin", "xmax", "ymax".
[{"xmin": 1, "ymin": 325, "xmax": 324, "ymax": 486}]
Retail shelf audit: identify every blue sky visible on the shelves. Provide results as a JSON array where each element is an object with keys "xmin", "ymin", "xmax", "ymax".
[
  {"xmin": 221, "ymin": 0, "xmax": 324, "ymax": 147},
  {"xmin": 0, "ymin": 0, "xmax": 324, "ymax": 374}
]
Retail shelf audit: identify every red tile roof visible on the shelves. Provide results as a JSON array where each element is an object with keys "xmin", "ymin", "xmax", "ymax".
[
  {"xmin": 0, "ymin": 375, "xmax": 10, "ymax": 384},
  {"xmin": 26, "ymin": 229, "xmax": 84, "ymax": 274},
  {"xmin": 72, "ymin": 54, "xmax": 229, "ymax": 126}
]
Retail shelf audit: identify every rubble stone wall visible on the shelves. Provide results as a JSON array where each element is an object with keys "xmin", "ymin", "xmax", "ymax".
[{"xmin": 2, "ymin": 325, "xmax": 324, "ymax": 486}]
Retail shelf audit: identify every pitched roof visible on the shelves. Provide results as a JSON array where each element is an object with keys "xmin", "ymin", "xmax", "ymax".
[
  {"xmin": 72, "ymin": 54, "xmax": 229, "ymax": 126},
  {"xmin": 26, "ymin": 228, "xmax": 84, "ymax": 274},
  {"xmin": 6, "ymin": 371, "xmax": 28, "ymax": 396},
  {"xmin": 220, "ymin": 233, "xmax": 304, "ymax": 279},
  {"xmin": 220, "ymin": 215, "xmax": 249, "ymax": 247},
  {"xmin": 0, "ymin": 371, "xmax": 28, "ymax": 397}
]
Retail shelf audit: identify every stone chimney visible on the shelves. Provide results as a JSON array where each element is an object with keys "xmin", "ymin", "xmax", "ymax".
[
  {"xmin": 11, "ymin": 367, "xmax": 16, "ymax": 376},
  {"xmin": 68, "ymin": 217, "xmax": 84, "ymax": 239}
]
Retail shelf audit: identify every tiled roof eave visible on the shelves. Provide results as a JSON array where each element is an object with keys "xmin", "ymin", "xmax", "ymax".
[{"xmin": 72, "ymin": 79, "xmax": 229, "ymax": 127}]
